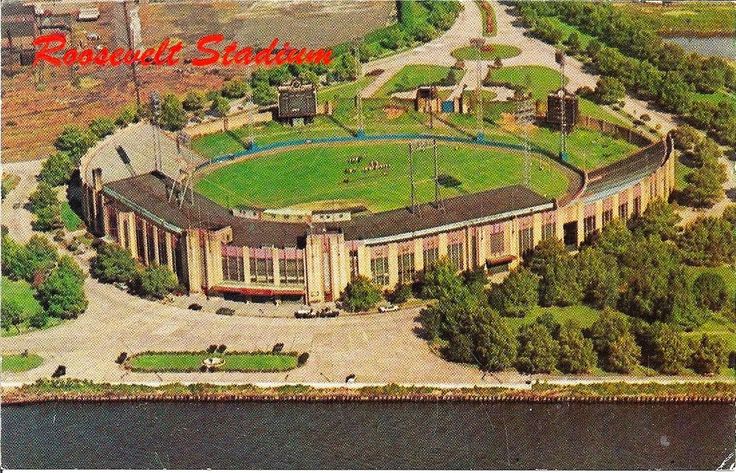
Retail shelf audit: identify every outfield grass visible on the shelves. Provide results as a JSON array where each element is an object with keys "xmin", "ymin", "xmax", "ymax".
[
  {"xmin": 529, "ymin": 126, "xmax": 638, "ymax": 171},
  {"xmin": 127, "ymin": 352, "xmax": 298, "ymax": 372},
  {"xmin": 451, "ymin": 44, "xmax": 521, "ymax": 60},
  {"xmin": 374, "ymin": 65, "xmax": 462, "ymax": 98},
  {"xmin": 195, "ymin": 141, "xmax": 570, "ymax": 212},
  {"xmin": 1, "ymin": 353, "xmax": 43, "ymax": 373},
  {"xmin": 60, "ymin": 201, "xmax": 83, "ymax": 231}
]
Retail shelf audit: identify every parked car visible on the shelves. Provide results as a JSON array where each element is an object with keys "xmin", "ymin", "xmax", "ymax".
[
  {"xmin": 52, "ymin": 365, "xmax": 66, "ymax": 378},
  {"xmin": 272, "ymin": 343, "xmax": 284, "ymax": 353},
  {"xmin": 379, "ymin": 304, "xmax": 400, "ymax": 313},
  {"xmin": 215, "ymin": 307, "xmax": 235, "ymax": 316},
  {"xmin": 345, "ymin": 374, "xmax": 356, "ymax": 383},
  {"xmin": 188, "ymin": 303, "xmax": 203, "ymax": 311},
  {"xmin": 317, "ymin": 308, "xmax": 339, "ymax": 318},
  {"xmin": 113, "ymin": 282, "xmax": 129, "ymax": 291},
  {"xmin": 294, "ymin": 307, "xmax": 315, "ymax": 318}
]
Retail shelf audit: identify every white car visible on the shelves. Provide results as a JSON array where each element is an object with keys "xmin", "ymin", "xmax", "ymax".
[{"xmin": 379, "ymin": 304, "xmax": 400, "ymax": 313}]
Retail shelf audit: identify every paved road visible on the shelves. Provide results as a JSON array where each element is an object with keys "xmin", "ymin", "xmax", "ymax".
[
  {"xmin": 2, "ymin": 160, "xmax": 42, "ymax": 244},
  {"xmin": 360, "ymin": 0, "xmax": 483, "ymax": 98}
]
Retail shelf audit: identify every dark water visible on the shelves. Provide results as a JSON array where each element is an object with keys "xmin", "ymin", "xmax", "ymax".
[
  {"xmin": 667, "ymin": 36, "xmax": 734, "ymax": 59},
  {"xmin": 2, "ymin": 402, "xmax": 735, "ymax": 469}
]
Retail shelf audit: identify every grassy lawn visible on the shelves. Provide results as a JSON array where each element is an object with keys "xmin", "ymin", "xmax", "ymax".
[
  {"xmin": 374, "ymin": 65, "xmax": 462, "ymax": 98},
  {"xmin": 317, "ymin": 77, "xmax": 375, "ymax": 102},
  {"xmin": 1, "ymin": 276, "xmax": 61, "ymax": 337},
  {"xmin": 488, "ymin": 65, "xmax": 567, "ymax": 99},
  {"xmin": 195, "ymin": 141, "xmax": 570, "ymax": 212},
  {"xmin": 60, "ymin": 201, "xmax": 83, "ymax": 231},
  {"xmin": 693, "ymin": 89, "xmax": 736, "ymax": 109},
  {"xmin": 614, "ymin": 2, "xmax": 736, "ymax": 35},
  {"xmin": 451, "ymin": 44, "xmax": 521, "ymax": 60},
  {"xmin": 503, "ymin": 304, "xmax": 602, "ymax": 331},
  {"xmin": 543, "ymin": 16, "xmax": 596, "ymax": 50},
  {"xmin": 2, "ymin": 173, "xmax": 20, "ymax": 196},
  {"xmin": 127, "ymin": 352, "xmax": 298, "ymax": 372},
  {"xmin": 1, "ymin": 353, "xmax": 44, "ymax": 373}
]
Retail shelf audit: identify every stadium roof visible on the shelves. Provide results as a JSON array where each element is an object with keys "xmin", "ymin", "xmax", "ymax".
[{"xmin": 104, "ymin": 172, "xmax": 553, "ymax": 248}]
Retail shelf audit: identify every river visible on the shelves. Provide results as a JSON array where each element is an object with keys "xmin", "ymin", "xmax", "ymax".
[
  {"xmin": 2, "ymin": 402, "xmax": 735, "ymax": 469},
  {"xmin": 667, "ymin": 36, "xmax": 734, "ymax": 59}
]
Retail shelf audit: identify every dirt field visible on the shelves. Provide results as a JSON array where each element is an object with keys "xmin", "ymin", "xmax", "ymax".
[{"xmin": 1, "ymin": 1, "xmax": 393, "ymax": 162}]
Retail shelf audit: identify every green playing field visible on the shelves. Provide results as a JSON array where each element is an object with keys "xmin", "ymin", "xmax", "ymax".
[{"xmin": 195, "ymin": 141, "xmax": 570, "ymax": 212}]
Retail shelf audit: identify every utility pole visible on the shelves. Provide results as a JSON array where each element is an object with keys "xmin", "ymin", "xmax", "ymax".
[{"xmin": 353, "ymin": 38, "xmax": 365, "ymax": 137}]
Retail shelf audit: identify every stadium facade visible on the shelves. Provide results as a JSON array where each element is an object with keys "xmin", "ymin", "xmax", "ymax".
[{"xmin": 81, "ymin": 121, "xmax": 674, "ymax": 304}]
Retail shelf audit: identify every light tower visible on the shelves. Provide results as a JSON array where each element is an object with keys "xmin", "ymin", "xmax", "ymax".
[
  {"xmin": 149, "ymin": 92, "xmax": 163, "ymax": 172},
  {"xmin": 353, "ymin": 38, "xmax": 365, "ymax": 137},
  {"xmin": 514, "ymin": 75, "xmax": 535, "ymax": 188},
  {"xmin": 408, "ymin": 139, "xmax": 442, "ymax": 213},
  {"xmin": 555, "ymin": 50, "xmax": 569, "ymax": 162}
]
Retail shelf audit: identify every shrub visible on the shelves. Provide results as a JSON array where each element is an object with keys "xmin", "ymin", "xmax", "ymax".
[
  {"xmin": 91, "ymin": 242, "xmax": 138, "ymax": 284},
  {"xmin": 390, "ymin": 283, "xmax": 413, "ymax": 304},
  {"xmin": 692, "ymin": 272, "xmax": 728, "ymax": 311},
  {"xmin": 136, "ymin": 265, "xmax": 178, "ymax": 299},
  {"xmin": 342, "ymin": 276, "xmax": 382, "ymax": 312},
  {"xmin": 217, "ymin": 344, "xmax": 227, "ymax": 353},
  {"xmin": 89, "ymin": 117, "xmax": 116, "ymax": 138},
  {"xmin": 488, "ymin": 266, "xmax": 539, "ymax": 317},
  {"xmin": 690, "ymin": 334, "xmax": 727, "ymax": 375},
  {"xmin": 297, "ymin": 352, "xmax": 310, "ymax": 366}
]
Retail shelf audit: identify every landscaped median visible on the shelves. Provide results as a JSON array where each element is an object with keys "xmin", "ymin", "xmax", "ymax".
[
  {"xmin": 2, "ymin": 379, "xmax": 736, "ymax": 405},
  {"xmin": 1, "ymin": 353, "xmax": 44, "ymax": 373},
  {"xmin": 125, "ymin": 351, "xmax": 305, "ymax": 373}
]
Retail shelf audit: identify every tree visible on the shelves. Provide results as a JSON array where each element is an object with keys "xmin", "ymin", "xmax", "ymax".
[
  {"xmin": 564, "ymin": 32, "xmax": 582, "ymax": 55},
  {"xmin": 89, "ymin": 117, "xmax": 116, "ymax": 138},
  {"xmin": 136, "ymin": 265, "xmax": 178, "ymax": 299},
  {"xmin": 159, "ymin": 94, "xmax": 188, "ymax": 131},
  {"xmin": 330, "ymin": 53, "xmax": 358, "ymax": 82},
  {"xmin": 692, "ymin": 272, "xmax": 728, "ymax": 311},
  {"xmin": 342, "ymin": 276, "xmax": 381, "ymax": 312},
  {"xmin": 516, "ymin": 322, "xmax": 559, "ymax": 374},
  {"xmin": 39, "ymin": 152, "xmax": 75, "ymax": 187},
  {"xmin": 409, "ymin": 22, "xmax": 437, "ymax": 42},
  {"xmin": 221, "ymin": 78, "xmax": 251, "ymax": 99},
  {"xmin": 33, "ymin": 204, "xmax": 63, "ymax": 232},
  {"xmin": 691, "ymin": 137, "xmax": 721, "ymax": 168},
  {"xmin": 472, "ymin": 307, "xmax": 518, "ymax": 372},
  {"xmin": 211, "ymin": 95, "xmax": 230, "ymax": 117},
  {"xmin": 589, "ymin": 308, "xmax": 640, "ymax": 373},
  {"xmin": 606, "ymin": 331, "xmax": 641, "ymax": 373},
  {"xmin": 183, "ymin": 91, "xmax": 206, "ymax": 113},
  {"xmin": 1, "ymin": 296, "xmax": 27, "ymax": 333},
  {"xmin": 722, "ymin": 205, "xmax": 736, "ymax": 227},
  {"xmin": 594, "ymin": 76, "xmax": 626, "ymax": 104},
  {"xmin": 55, "ymin": 126, "xmax": 97, "ymax": 164},
  {"xmin": 29, "ymin": 181, "xmax": 59, "ymax": 213},
  {"xmin": 557, "ymin": 320, "xmax": 597, "ymax": 374},
  {"xmin": 682, "ymin": 163, "xmax": 726, "ymax": 208},
  {"xmin": 37, "ymin": 265, "xmax": 88, "ymax": 319},
  {"xmin": 420, "ymin": 257, "xmax": 466, "ymax": 301},
  {"xmin": 647, "ymin": 322, "xmax": 691, "ymax": 374},
  {"xmin": 630, "ymin": 199, "xmax": 680, "ymax": 241},
  {"xmin": 115, "ymin": 105, "xmax": 140, "ymax": 127},
  {"xmin": 575, "ymin": 247, "xmax": 620, "ymax": 309},
  {"xmin": 251, "ymin": 82, "xmax": 278, "ymax": 105},
  {"xmin": 389, "ymin": 282, "xmax": 413, "ymax": 304},
  {"xmin": 299, "ymin": 70, "xmax": 320, "ymax": 88},
  {"xmin": 488, "ymin": 266, "xmax": 539, "ymax": 317},
  {"xmin": 91, "ymin": 242, "xmax": 138, "ymax": 283},
  {"xmin": 671, "ymin": 124, "xmax": 702, "ymax": 152},
  {"xmin": 527, "ymin": 238, "xmax": 582, "ymax": 307},
  {"xmin": 689, "ymin": 334, "xmax": 726, "ymax": 375},
  {"xmin": 678, "ymin": 217, "xmax": 736, "ymax": 266}
]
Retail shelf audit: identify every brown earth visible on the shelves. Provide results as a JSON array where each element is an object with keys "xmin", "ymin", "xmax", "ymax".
[{"xmin": 1, "ymin": 1, "xmax": 393, "ymax": 162}]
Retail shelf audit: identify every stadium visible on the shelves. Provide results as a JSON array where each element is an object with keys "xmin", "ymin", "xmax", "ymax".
[{"xmin": 80, "ymin": 84, "xmax": 675, "ymax": 305}]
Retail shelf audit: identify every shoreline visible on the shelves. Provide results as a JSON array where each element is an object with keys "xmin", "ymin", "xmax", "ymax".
[
  {"xmin": 3, "ymin": 379, "xmax": 735, "ymax": 406},
  {"xmin": 659, "ymin": 31, "xmax": 735, "ymax": 38}
]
